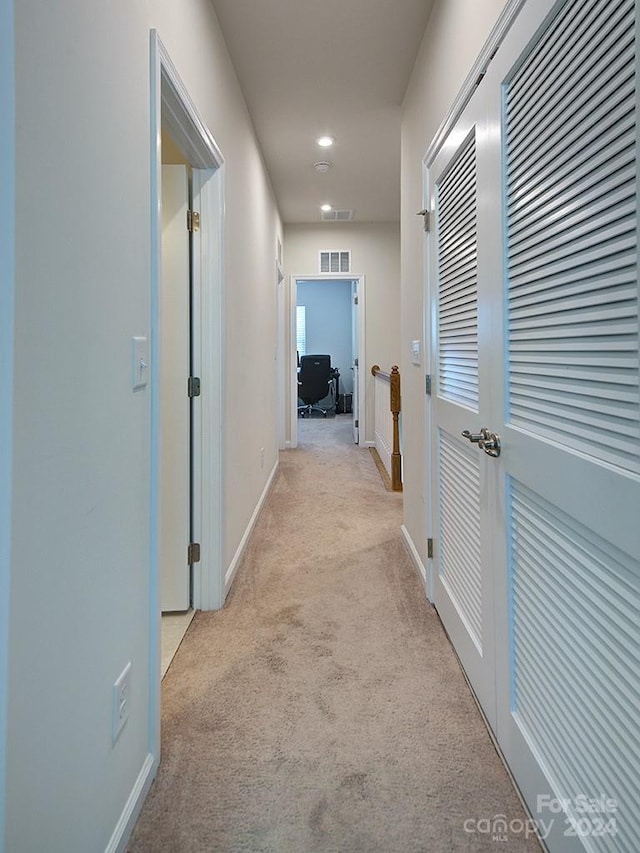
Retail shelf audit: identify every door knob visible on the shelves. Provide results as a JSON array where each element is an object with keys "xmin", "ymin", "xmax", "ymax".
[{"xmin": 461, "ymin": 427, "xmax": 501, "ymax": 458}]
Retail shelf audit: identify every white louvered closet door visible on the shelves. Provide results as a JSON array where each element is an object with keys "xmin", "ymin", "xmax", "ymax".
[
  {"xmin": 429, "ymin": 88, "xmax": 500, "ymax": 728},
  {"xmin": 486, "ymin": 0, "xmax": 640, "ymax": 849}
]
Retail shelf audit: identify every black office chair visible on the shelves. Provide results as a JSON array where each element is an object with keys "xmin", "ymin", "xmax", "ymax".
[{"xmin": 297, "ymin": 354, "xmax": 333, "ymax": 417}]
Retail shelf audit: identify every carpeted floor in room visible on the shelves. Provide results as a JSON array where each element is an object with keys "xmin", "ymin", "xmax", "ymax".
[{"xmin": 127, "ymin": 415, "xmax": 541, "ymax": 852}]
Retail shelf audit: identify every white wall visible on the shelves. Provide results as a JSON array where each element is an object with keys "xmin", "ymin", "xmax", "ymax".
[
  {"xmin": 298, "ymin": 280, "xmax": 353, "ymax": 394},
  {"xmin": 400, "ymin": 0, "xmax": 507, "ymax": 570},
  {"xmin": 285, "ymin": 222, "xmax": 401, "ymax": 444},
  {"xmin": 0, "ymin": 0, "xmax": 14, "ymax": 847},
  {"xmin": 6, "ymin": 2, "xmax": 281, "ymax": 851}
]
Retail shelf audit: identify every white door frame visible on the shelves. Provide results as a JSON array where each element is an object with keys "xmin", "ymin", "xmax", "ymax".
[
  {"xmin": 150, "ymin": 31, "xmax": 225, "ymax": 759},
  {"xmin": 421, "ymin": 166, "xmax": 435, "ymax": 603},
  {"xmin": 276, "ymin": 261, "xmax": 286, "ymax": 449},
  {"xmin": 289, "ymin": 274, "xmax": 366, "ymax": 449},
  {"xmin": 0, "ymin": 0, "xmax": 14, "ymax": 843}
]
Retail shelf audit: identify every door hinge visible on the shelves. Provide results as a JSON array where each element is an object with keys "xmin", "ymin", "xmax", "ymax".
[
  {"xmin": 354, "ymin": 294, "xmax": 359, "ymax": 305},
  {"xmin": 417, "ymin": 209, "xmax": 430, "ymax": 232},
  {"xmin": 187, "ymin": 210, "xmax": 200, "ymax": 232},
  {"xmin": 427, "ymin": 538, "xmax": 433, "ymax": 559},
  {"xmin": 425, "ymin": 374, "xmax": 432, "ymax": 396},
  {"xmin": 188, "ymin": 376, "xmax": 201, "ymax": 398},
  {"xmin": 188, "ymin": 542, "xmax": 201, "ymax": 564},
  {"xmin": 354, "ymin": 357, "xmax": 359, "ymax": 368},
  {"xmin": 355, "ymin": 419, "xmax": 359, "ymax": 428}
]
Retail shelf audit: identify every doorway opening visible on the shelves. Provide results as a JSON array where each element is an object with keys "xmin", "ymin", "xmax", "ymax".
[
  {"xmin": 289, "ymin": 275, "xmax": 365, "ymax": 449},
  {"xmin": 150, "ymin": 31, "xmax": 225, "ymax": 756}
]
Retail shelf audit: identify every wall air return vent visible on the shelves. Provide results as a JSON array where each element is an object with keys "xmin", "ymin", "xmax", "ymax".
[
  {"xmin": 321, "ymin": 209, "xmax": 355, "ymax": 221},
  {"xmin": 319, "ymin": 250, "xmax": 351, "ymax": 274}
]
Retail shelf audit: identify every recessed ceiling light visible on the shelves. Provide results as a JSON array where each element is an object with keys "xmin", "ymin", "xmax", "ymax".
[
  {"xmin": 320, "ymin": 204, "xmax": 332, "ymax": 212},
  {"xmin": 317, "ymin": 136, "xmax": 334, "ymax": 148}
]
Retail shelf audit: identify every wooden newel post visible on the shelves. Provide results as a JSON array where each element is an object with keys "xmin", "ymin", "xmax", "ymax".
[{"xmin": 390, "ymin": 365, "xmax": 402, "ymax": 491}]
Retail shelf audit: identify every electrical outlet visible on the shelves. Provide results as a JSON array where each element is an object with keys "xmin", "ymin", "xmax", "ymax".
[
  {"xmin": 112, "ymin": 662, "xmax": 132, "ymax": 744},
  {"xmin": 260, "ymin": 447, "xmax": 265, "ymax": 468}
]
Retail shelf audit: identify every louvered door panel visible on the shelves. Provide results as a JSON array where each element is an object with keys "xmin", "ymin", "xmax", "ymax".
[
  {"xmin": 505, "ymin": 0, "xmax": 638, "ymax": 473},
  {"xmin": 510, "ymin": 480, "xmax": 640, "ymax": 852},
  {"xmin": 438, "ymin": 431, "xmax": 482, "ymax": 651},
  {"xmin": 490, "ymin": 1, "xmax": 640, "ymax": 847},
  {"xmin": 430, "ymin": 91, "xmax": 497, "ymax": 726},
  {"xmin": 436, "ymin": 131, "xmax": 479, "ymax": 411}
]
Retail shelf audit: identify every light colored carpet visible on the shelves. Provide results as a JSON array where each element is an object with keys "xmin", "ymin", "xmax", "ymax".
[{"xmin": 128, "ymin": 416, "xmax": 541, "ymax": 852}]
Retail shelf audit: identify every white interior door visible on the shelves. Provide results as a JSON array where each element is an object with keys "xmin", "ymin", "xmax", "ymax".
[
  {"xmin": 428, "ymin": 0, "xmax": 639, "ymax": 848},
  {"xmin": 429, "ymin": 87, "xmax": 498, "ymax": 728},
  {"xmin": 490, "ymin": 0, "xmax": 640, "ymax": 847},
  {"xmin": 351, "ymin": 279, "xmax": 359, "ymax": 444},
  {"xmin": 160, "ymin": 165, "xmax": 191, "ymax": 612}
]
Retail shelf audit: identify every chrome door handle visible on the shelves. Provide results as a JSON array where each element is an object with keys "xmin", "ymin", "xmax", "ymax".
[
  {"xmin": 479, "ymin": 432, "xmax": 501, "ymax": 458},
  {"xmin": 461, "ymin": 429, "xmax": 486, "ymax": 443},
  {"xmin": 461, "ymin": 427, "xmax": 501, "ymax": 458}
]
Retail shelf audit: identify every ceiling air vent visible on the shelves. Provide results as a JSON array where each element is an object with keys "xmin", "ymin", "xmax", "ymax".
[
  {"xmin": 319, "ymin": 250, "xmax": 351, "ymax": 274},
  {"xmin": 321, "ymin": 208, "xmax": 355, "ymax": 221}
]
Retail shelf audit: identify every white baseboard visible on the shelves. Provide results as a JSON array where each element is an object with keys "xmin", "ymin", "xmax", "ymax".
[
  {"xmin": 105, "ymin": 752, "xmax": 156, "ymax": 853},
  {"xmin": 224, "ymin": 459, "xmax": 279, "ymax": 598},
  {"xmin": 401, "ymin": 524, "xmax": 431, "ymax": 601},
  {"xmin": 364, "ymin": 440, "xmax": 375, "ymax": 448},
  {"xmin": 284, "ymin": 440, "xmax": 292, "ymax": 449}
]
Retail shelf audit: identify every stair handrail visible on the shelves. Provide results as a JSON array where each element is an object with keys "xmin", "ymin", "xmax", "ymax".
[{"xmin": 371, "ymin": 364, "xmax": 402, "ymax": 491}]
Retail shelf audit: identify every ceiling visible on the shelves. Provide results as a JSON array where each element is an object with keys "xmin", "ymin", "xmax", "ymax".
[{"xmin": 210, "ymin": 0, "xmax": 434, "ymax": 224}]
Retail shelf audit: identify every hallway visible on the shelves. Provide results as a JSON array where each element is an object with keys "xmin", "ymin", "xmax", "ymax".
[{"xmin": 128, "ymin": 418, "xmax": 540, "ymax": 852}]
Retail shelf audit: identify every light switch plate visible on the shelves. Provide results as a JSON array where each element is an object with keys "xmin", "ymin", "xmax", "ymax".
[
  {"xmin": 411, "ymin": 340, "xmax": 421, "ymax": 366},
  {"xmin": 132, "ymin": 336, "xmax": 149, "ymax": 390}
]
